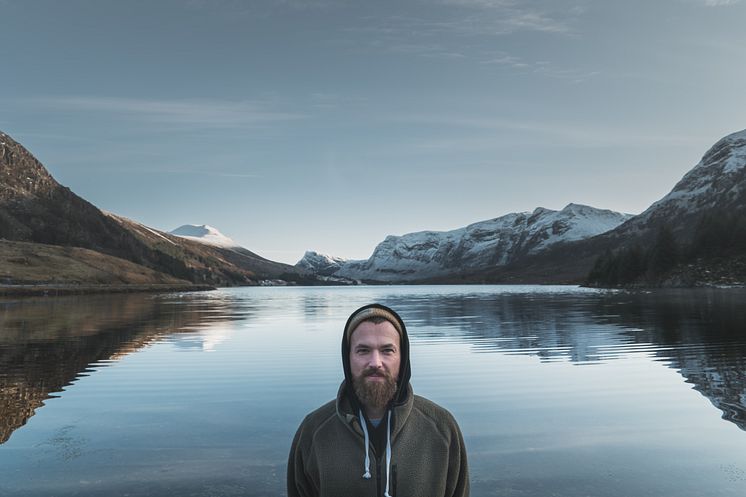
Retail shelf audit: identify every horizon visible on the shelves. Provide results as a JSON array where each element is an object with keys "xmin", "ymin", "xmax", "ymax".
[{"xmin": 2, "ymin": 0, "xmax": 745, "ymax": 264}]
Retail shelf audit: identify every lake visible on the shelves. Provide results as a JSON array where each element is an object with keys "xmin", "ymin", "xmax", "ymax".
[{"xmin": 1, "ymin": 285, "xmax": 745, "ymax": 496}]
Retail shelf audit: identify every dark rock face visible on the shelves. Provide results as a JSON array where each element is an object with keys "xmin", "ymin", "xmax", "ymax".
[
  {"xmin": 0, "ymin": 131, "xmax": 166, "ymax": 265},
  {"xmin": 612, "ymin": 129, "xmax": 746, "ymax": 243}
]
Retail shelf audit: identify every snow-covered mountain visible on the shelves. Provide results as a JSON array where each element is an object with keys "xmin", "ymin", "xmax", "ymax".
[
  {"xmin": 296, "ymin": 251, "xmax": 349, "ymax": 276},
  {"xmin": 170, "ymin": 224, "xmax": 239, "ymax": 248},
  {"xmin": 312, "ymin": 203, "xmax": 632, "ymax": 282},
  {"xmin": 612, "ymin": 128, "xmax": 746, "ymax": 240}
]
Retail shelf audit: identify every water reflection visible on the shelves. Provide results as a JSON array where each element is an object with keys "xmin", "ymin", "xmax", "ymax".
[
  {"xmin": 1, "ymin": 286, "xmax": 745, "ymax": 497},
  {"xmin": 0, "ymin": 292, "xmax": 232, "ymax": 444},
  {"xmin": 590, "ymin": 290, "xmax": 746, "ymax": 431},
  {"xmin": 366, "ymin": 288, "xmax": 746, "ymax": 431},
  {"xmin": 3, "ymin": 287, "xmax": 745, "ymax": 444}
]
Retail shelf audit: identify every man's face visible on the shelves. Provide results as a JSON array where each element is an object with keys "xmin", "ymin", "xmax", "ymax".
[{"xmin": 349, "ymin": 320, "xmax": 401, "ymax": 409}]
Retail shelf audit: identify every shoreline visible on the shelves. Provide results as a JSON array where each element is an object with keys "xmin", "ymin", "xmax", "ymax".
[{"xmin": 0, "ymin": 283, "xmax": 216, "ymax": 297}]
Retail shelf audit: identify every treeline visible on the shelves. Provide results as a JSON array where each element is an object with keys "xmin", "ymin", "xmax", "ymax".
[{"xmin": 586, "ymin": 209, "xmax": 746, "ymax": 286}]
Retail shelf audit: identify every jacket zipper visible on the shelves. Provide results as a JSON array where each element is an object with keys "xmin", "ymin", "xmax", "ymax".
[
  {"xmin": 392, "ymin": 464, "xmax": 397, "ymax": 496},
  {"xmin": 376, "ymin": 458, "xmax": 382, "ymax": 497}
]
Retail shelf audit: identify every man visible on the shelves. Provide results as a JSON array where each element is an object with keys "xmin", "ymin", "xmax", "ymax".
[{"xmin": 287, "ymin": 303, "xmax": 469, "ymax": 497}]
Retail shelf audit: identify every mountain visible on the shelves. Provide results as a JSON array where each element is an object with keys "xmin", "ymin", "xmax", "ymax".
[
  {"xmin": 611, "ymin": 129, "xmax": 746, "ymax": 242},
  {"xmin": 170, "ymin": 224, "xmax": 239, "ymax": 248},
  {"xmin": 299, "ymin": 128, "xmax": 746, "ymax": 285},
  {"xmin": 488, "ymin": 128, "xmax": 746, "ymax": 285},
  {"xmin": 6, "ymin": 126, "xmax": 744, "ymax": 288},
  {"xmin": 296, "ymin": 251, "xmax": 349, "ymax": 276},
  {"xmin": 0, "ymin": 131, "xmax": 174, "ymax": 267},
  {"xmin": 306, "ymin": 204, "xmax": 632, "ymax": 283},
  {"xmin": 105, "ymin": 213, "xmax": 310, "ymax": 286},
  {"xmin": 0, "ymin": 130, "xmax": 310, "ymax": 287}
]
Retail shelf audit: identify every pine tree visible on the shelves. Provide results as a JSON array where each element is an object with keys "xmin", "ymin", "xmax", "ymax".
[{"xmin": 647, "ymin": 225, "xmax": 678, "ymax": 277}]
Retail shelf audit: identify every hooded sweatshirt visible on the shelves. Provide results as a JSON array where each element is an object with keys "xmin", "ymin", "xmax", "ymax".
[{"xmin": 287, "ymin": 303, "xmax": 470, "ymax": 497}]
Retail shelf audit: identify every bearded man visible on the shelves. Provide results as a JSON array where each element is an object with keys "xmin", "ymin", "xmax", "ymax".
[{"xmin": 287, "ymin": 303, "xmax": 470, "ymax": 497}]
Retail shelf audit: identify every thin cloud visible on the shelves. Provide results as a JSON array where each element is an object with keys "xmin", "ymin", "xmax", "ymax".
[
  {"xmin": 531, "ymin": 61, "xmax": 600, "ymax": 82},
  {"xmin": 309, "ymin": 92, "xmax": 369, "ymax": 110},
  {"xmin": 184, "ymin": 0, "xmax": 333, "ymax": 16},
  {"xmin": 159, "ymin": 169, "xmax": 261, "ymax": 178},
  {"xmin": 482, "ymin": 53, "xmax": 530, "ymax": 68},
  {"xmin": 342, "ymin": 3, "xmax": 579, "ymax": 66},
  {"xmin": 23, "ymin": 96, "xmax": 306, "ymax": 129},
  {"xmin": 353, "ymin": 10, "xmax": 572, "ymax": 41},
  {"xmin": 386, "ymin": 113, "xmax": 698, "ymax": 149},
  {"xmin": 427, "ymin": 0, "xmax": 575, "ymax": 35},
  {"xmin": 101, "ymin": 166, "xmax": 262, "ymax": 179},
  {"xmin": 701, "ymin": 0, "xmax": 741, "ymax": 5},
  {"xmin": 481, "ymin": 52, "xmax": 597, "ymax": 82},
  {"xmin": 437, "ymin": 0, "xmax": 513, "ymax": 6},
  {"xmin": 372, "ymin": 39, "xmax": 469, "ymax": 59}
]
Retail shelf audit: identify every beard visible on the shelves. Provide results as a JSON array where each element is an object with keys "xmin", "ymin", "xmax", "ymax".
[{"xmin": 352, "ymin": 368, "xmax": 398, "ymax": 410}]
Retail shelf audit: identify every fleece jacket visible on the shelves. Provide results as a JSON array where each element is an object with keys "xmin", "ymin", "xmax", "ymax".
[{"xmin": 287, "ymin": 381, "xmax": 470, "ymax": 497}]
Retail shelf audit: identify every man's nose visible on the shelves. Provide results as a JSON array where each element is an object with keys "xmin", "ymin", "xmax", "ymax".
[{"xmin": 368, "ymin": 350, "xmax": 383, "ymax": 368}]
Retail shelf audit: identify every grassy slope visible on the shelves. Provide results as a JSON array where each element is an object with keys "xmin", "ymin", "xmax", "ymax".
[{"xmin": 0, "ymin": 239, "xmax": 191, "ymax": 285}]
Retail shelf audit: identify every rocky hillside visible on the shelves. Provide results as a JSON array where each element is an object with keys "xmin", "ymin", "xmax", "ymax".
[
  {"xmin": 0, "ymin": 130, "xmax": 309, "ymax": 286},
  {"xmin": 0, "ymin": 131, "xmax": 170, "ymax": 266},
  {"xmin": 612, "ymin": 129, "xmax": 746, "ymax": 243}
]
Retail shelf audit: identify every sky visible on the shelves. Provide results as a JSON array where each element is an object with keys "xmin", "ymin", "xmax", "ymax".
[{"xmin": 2, "ymin": 0, "xmax": 745, "ymax": 264}]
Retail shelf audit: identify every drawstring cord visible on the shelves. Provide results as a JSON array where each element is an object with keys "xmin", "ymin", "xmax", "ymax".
[
  {"xmin": 359, "ymin": 409, "xmax": 372, "ymax": 479},
  {"xmin": 384, "ymin": 409, "xmax": 393, "ymax": 497},
  {"xmin": 358, "ymin": 409, "xmax": 394, "ymax": 497}
]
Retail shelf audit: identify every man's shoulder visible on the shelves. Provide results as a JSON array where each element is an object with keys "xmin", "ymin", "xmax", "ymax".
[
  {"xmin": 411, "ymin": 394, "xmax": 462, "ymax": 433},
  {"xmin": 295, "ymin": 398, "xmax": 340, "ymax": 440}
]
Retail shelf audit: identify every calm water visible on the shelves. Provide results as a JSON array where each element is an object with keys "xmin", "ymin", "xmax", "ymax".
[{"xmin": 1, "ymin": 285, "xmax": 746, "ymax": 496}]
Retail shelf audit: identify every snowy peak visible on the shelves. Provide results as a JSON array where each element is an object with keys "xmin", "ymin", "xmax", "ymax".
[
  {"xmin": 170, "ymin": 224, "xmax": 239, "ymax": 248},
  {"xmin": 676, "ymin": 128, "xmax": 746, "ymax": 193},
  {"xmin": 699, "ymin": 128, "xmax": 746, "ymax": 175},
  {"xmin": 625, "ymin": 128, "xmax": 746, "ymax": 231},
  {"xmin": 295, "ymin": 250, "xmax": 351, "ymax": 276}
]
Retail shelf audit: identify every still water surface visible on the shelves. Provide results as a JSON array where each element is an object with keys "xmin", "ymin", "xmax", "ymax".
[{"xmin": 1, "ymin": 285, "xmax": 745, "ymax": 496}]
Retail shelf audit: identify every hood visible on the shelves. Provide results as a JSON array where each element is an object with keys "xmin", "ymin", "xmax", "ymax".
[{"xmin": 341, "ymin": 303, "xmax": 412, "ymax": 407}]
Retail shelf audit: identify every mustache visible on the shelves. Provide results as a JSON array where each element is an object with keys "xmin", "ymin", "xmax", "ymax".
[{"xmin": 362, "ymin": 368, "xmax": 393, "ymax": 378}]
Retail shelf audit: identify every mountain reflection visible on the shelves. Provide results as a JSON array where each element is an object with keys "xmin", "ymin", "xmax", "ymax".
[
  {"xmin": 368, "ymin": 288, "xmax": 746, "ymax": 431},
  {"xmin": 590, "ymin": 289, "xmax": 746, "ymax": 431},
  {"xmin": 0, "ymin": 292, "xmax": 228, "ymax": 444},
  {"xmin": 2, "ymin": 286, "xmax": 745, "ymax": 449}
]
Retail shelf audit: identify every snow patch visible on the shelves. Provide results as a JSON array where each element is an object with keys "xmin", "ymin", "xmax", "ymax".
[
  {"xmin": 141, "ymin": 225, "xmax": 178, "ymax": 245},
  {"xmin": 170, "ymin": 224, "xmax": 239, "ymax": 248},
  {"xmin": 296, "ymin": 250, "xmax": 353, "ymax": 275}
]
